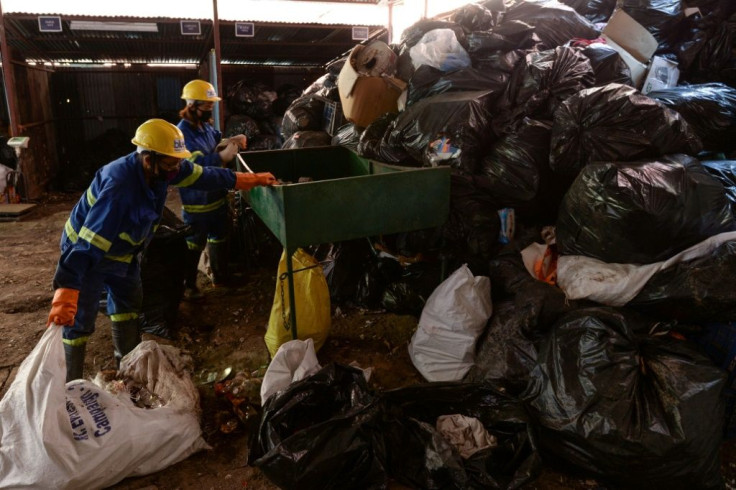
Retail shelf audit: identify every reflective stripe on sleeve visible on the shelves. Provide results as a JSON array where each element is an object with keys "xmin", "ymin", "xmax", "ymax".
[
  {"xmin": 119, "ymin": 232, "xmax": 145, "ymax": 246},
  {"xmin": 65, "ymin": 219, "xmax": 79, "ymax": 243},
  {"xmin": 79, "ymin": 226, "xmax": 112, "ymax": 252},
  {"xmin": 176, "ymin": 163, "xmax": 204, "ymax": 188},
  {"xmin": 105, "ymin": 253, "xmax": 134, "ymax": 263},
  {"xmin": 86, "ymin": 188, "xmax": 97, "ymax": 207}
]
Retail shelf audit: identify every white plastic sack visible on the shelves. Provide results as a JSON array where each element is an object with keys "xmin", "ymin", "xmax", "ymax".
[
  {"xmin": 0, "ymin": 327, "xmax": 208, "ymax": 489},
  {"xmin": 409, "ymin": 264, "xmax": 492, "ymax": 382},
  {"xmin": 409, "ymin": 28, "xmax": 471, "ymax": 72},
  {"xmin": 555, "ymin": 231, "xmax": 736, "ymax": 306},
  {"xmin": 260, "ymin": 338, "xmax": 321, "ymax": 406}
]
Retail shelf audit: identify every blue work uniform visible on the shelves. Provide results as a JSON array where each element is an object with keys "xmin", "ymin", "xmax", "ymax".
[
  {"xmin": 176, "ymin": 119, "xmax": 229, "ymax": 252},
  {"xmin": 52, "ymin": 152, "xmax": 236, "ymax": 345}
]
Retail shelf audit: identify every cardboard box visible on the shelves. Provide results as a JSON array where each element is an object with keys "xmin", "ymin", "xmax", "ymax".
[{"xmin": 337, "ymin": 42, "xmax": 407, "ymax": 128}]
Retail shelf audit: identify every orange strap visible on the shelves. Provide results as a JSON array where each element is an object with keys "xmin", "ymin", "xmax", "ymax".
[{"xmin": 533, "ymin": 246, "xmax": 558, "ymax": 285}]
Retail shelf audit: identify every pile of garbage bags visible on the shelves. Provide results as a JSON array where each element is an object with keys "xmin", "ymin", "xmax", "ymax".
[{"xmin": 252, "ymin": 0, "xmax": 736, "ymax": 488}]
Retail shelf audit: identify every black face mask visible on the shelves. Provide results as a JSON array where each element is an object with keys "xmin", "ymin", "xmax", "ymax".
[{"xmin": 191, "ymin": 107, "xmax": 212, "ymax": 122}]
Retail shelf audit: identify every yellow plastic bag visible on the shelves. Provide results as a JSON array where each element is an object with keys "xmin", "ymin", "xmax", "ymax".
[{"xmin": 265, "ymin": 248, "xmax": 331, "ymax": 357}]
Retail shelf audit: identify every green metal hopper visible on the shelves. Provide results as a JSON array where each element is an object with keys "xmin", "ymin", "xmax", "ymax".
[{"xmin": 238, "ymin": 146, "xmax": 450, "ymax": 338}]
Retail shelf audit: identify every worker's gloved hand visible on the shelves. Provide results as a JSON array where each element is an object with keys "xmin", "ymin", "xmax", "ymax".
[
  {"xmin": 235, "ymin": 172, "xmax": 277, "ymax": 190},
  {"xmin": 218, "ymin": 141, "xmax": 239, "ymax": 163},
  {"xmin": 256, "ymin": 172, "xmax": 276, "ymax": 186},
  {"xmin": 47, "ymin": 288, "xmax": 80, "ymax": 327},
  {"xmin": 230, "ymin": 134, "xmax": 247, "ymax": 150}
]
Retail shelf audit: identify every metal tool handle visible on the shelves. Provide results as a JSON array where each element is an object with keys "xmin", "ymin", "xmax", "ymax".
[{"xmin": 235, "ymin": 153, "xmax": 255, "ymax": 174}]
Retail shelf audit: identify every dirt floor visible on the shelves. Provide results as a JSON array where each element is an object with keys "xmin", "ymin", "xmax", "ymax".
[{"xmin": 2, "ymin": 191, "xmax": 736, "ymax": 490}]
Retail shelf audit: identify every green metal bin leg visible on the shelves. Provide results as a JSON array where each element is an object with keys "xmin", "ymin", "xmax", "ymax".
[{"xmin": 286, "ymin": 247, "xmax": 298, "ymax": 340}]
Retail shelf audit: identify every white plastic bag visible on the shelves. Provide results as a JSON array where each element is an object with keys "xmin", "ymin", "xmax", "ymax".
[
  {"xmin": 0, "ymin": 327, "xmax": 208, "ymax": 489},
  {"xmin": 556, "ymin": 231, "xmax": 736, "ymax": 306},
  {"xmin": 260, "ymin": 338, "xmax": 321, "ymax": 406},
  {"xmin": 409, "ymin": 264, "xmax": 492, "ymax": 381},
  {"xmin": 409, "ymin": 28, "xmax": 471, "ymax": 72}
]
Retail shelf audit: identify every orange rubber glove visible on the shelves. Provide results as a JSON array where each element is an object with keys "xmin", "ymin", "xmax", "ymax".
[
  {"xmin": 47, "ymin": 288, "xmax": 79, "ymax": 327},
  {"xmin": 235, "ymin": 172, "xmax": 277, "ymax": 190}
]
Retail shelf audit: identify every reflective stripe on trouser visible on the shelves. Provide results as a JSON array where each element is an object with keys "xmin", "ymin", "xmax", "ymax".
[{"xmin": 59, "ymin": 260, "xmax": 142, "ymax": 342}]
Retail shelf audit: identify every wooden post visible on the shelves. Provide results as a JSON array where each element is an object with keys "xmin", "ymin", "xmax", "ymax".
[
  {"xmin": 212, "ymin": 0, "xmax": 224, "ymax": 131},
  {"xmin": 0, "ymin": 2, "xmax": 20, "ymax": 136}
]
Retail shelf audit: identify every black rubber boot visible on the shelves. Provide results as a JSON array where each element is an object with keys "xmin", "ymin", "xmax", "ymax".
[
  {"xmin": 112, "ymin": 319, "xmax": 141, "ymax": 367},
  {"xmin": 64, "ymin": 342, "xmax": 86, "ymax": 382},
  {"xmin": 184, "ymin": 249, "xmax": 202, "ymax": 290},
  {"xmin": 208, "ymin": 241, "xmax": 229, "ymax": 287}
]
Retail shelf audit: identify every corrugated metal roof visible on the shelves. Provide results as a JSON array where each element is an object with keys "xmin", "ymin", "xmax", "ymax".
[{"xmin": 4, "ymin": 14, "xmax": 386, "ymax": 66}]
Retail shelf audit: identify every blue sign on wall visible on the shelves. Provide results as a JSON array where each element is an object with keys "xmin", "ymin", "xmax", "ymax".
[
  {"xmin": 38, "ymin": 16, "xmax": 62, "ymax": 33},
  {"xmin": 180, "ymin": 21, "xmax": 201, "ymax": 36},
  {"xmin": 235, "ymin": 22, "xmax": 255, "ymax": 38}
]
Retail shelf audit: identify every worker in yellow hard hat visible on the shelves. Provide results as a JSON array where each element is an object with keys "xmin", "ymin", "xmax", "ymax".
[
  {"xmin": 47, "ymin": 118, "xmax": 275, "ymax": 382},
  {"xmin": 177, "ymin": 79, "xmax": 248, "ymax": 299}
]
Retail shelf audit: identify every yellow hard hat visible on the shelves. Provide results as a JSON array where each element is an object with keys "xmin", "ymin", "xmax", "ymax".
[
  {"xmin": 181, "ymin": 79, "xmax": 221, "ymax": 101},
  {"xmin": 131, "ymin": 119, "xmax": 192, "ymax": 159}
]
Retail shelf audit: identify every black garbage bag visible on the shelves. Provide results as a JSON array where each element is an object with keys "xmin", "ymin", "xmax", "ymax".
[
  {"xmin": 248, "ymin": 364, "xmax": 387, "ymax": 490},
  {"xmin": 354, "ymin": 255, "xmax": 404, "ymax": 309},
  {"xmin": 400, "ymin": 20, "xmax": 467, "ymax": 49},
  {"xmin": 380, "ymin": 261, "xmax": 443, "ymax": 316},
  {"xmin": 466, "ymin": 253, "xmax": 587, "ymax": 395},
  {"xmin": 473, "ymin": 48, "xmax": 526, "ymax": 73},
  {"xmin": 331, "ymin": 123, "xmax": 363, "ymax": 151},
  {"xmin": 629, "ymin": 240, "xmax": 736, "ymax": 322},
  {"xmin": 281, "ymin": 95, "xmax": 326, "ymax": 139},
  {"xmin": 621, "ymin": 0, "xmax": 686, "ymax": 46},
  {"xmin": 140, "ymin": 207, "xmax": 189, "ymax": 340},
  {"xmin": 282, "ymin": 131, "xmax": 332, "ymax": 149},
  {"xmin": 524, "ymin": 307, "xmax": 726, "ymax": 489},
  {"xmin": 396, "ymin": 44, "xmax": 416, "ymax": 82},
  {"xmin": 466, "ymin": 21, "xmax": 536, "ymax": 55},
  {"xmin": 493, "ymin": 47, "xmax": 595, "ymax": 136},
  {"xmin": 226, "ymin": 80, "xmax": 277, "ymax": 119},
  {"xmin": 406, "ymin": 65, "xmax": 508, "ymax": 107},
  {"xmin": 702, "ymin": 160, "xmax": 736, "ymax": 212},
  {"xmin": 309, "ymin": 239, "xmax": 373, "ymax": 304},
  {"xmin": 224, "ymin": 114, "xmax": 261, "ymax": 140},
  {"xmin": 451, "ymin": 3, "xmax": 496, "ymax": 31},
  {"xmin": 302, "ymin": 72, "xmax": 340, "ymax": 101},
  {"xmin": 691, "ymin": 322, "xmax": 736, "ymax": 439},
  {"xmin": 682, "ymin": 11, "xmax": 736, "ymax": 85},
  {"xmin": 648, "ymin": 83, "xmax": 736, "ymax": 152},
  {"xmin": 556, "ymin": 155, "xmax": 736, "ymax": 264},
  {"xmin": 502, "ymin": 0, "xmax": 599, "ymax": 49},
  {"xmin": 387, "ymin": 90, "xmax": 496, "ymax": 173},
  {"xmin": 476, "ymin": 118, "xmax": 551, "ymax": 209},
  {"xmin": 559, "ymin": 0, "xmax": 616, "ymax": 23},
  {"xmin": 248, "ymin": 134, "xmax": 282, "ymax": 151},
  {"xmin": 442, "ymin": 174, "xmax": 502, "ymax": 271},
  {"xmin": 272, "ymin": 84, "xmax": 302, "ymax": 116},
  {"xmin": 381, "ymin": 383, "xmax": 542, "ymax": 490},
  {"xmin": 356, "ymin": 113, "xmax": 411, "ymax": 164},
  {"xmin": 581, "ymin": 44, "xmax": 634, "ymax": 87},
  {"xmin": 550, "ymin": 83, "xmax": 703, "ymax": 176}
]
